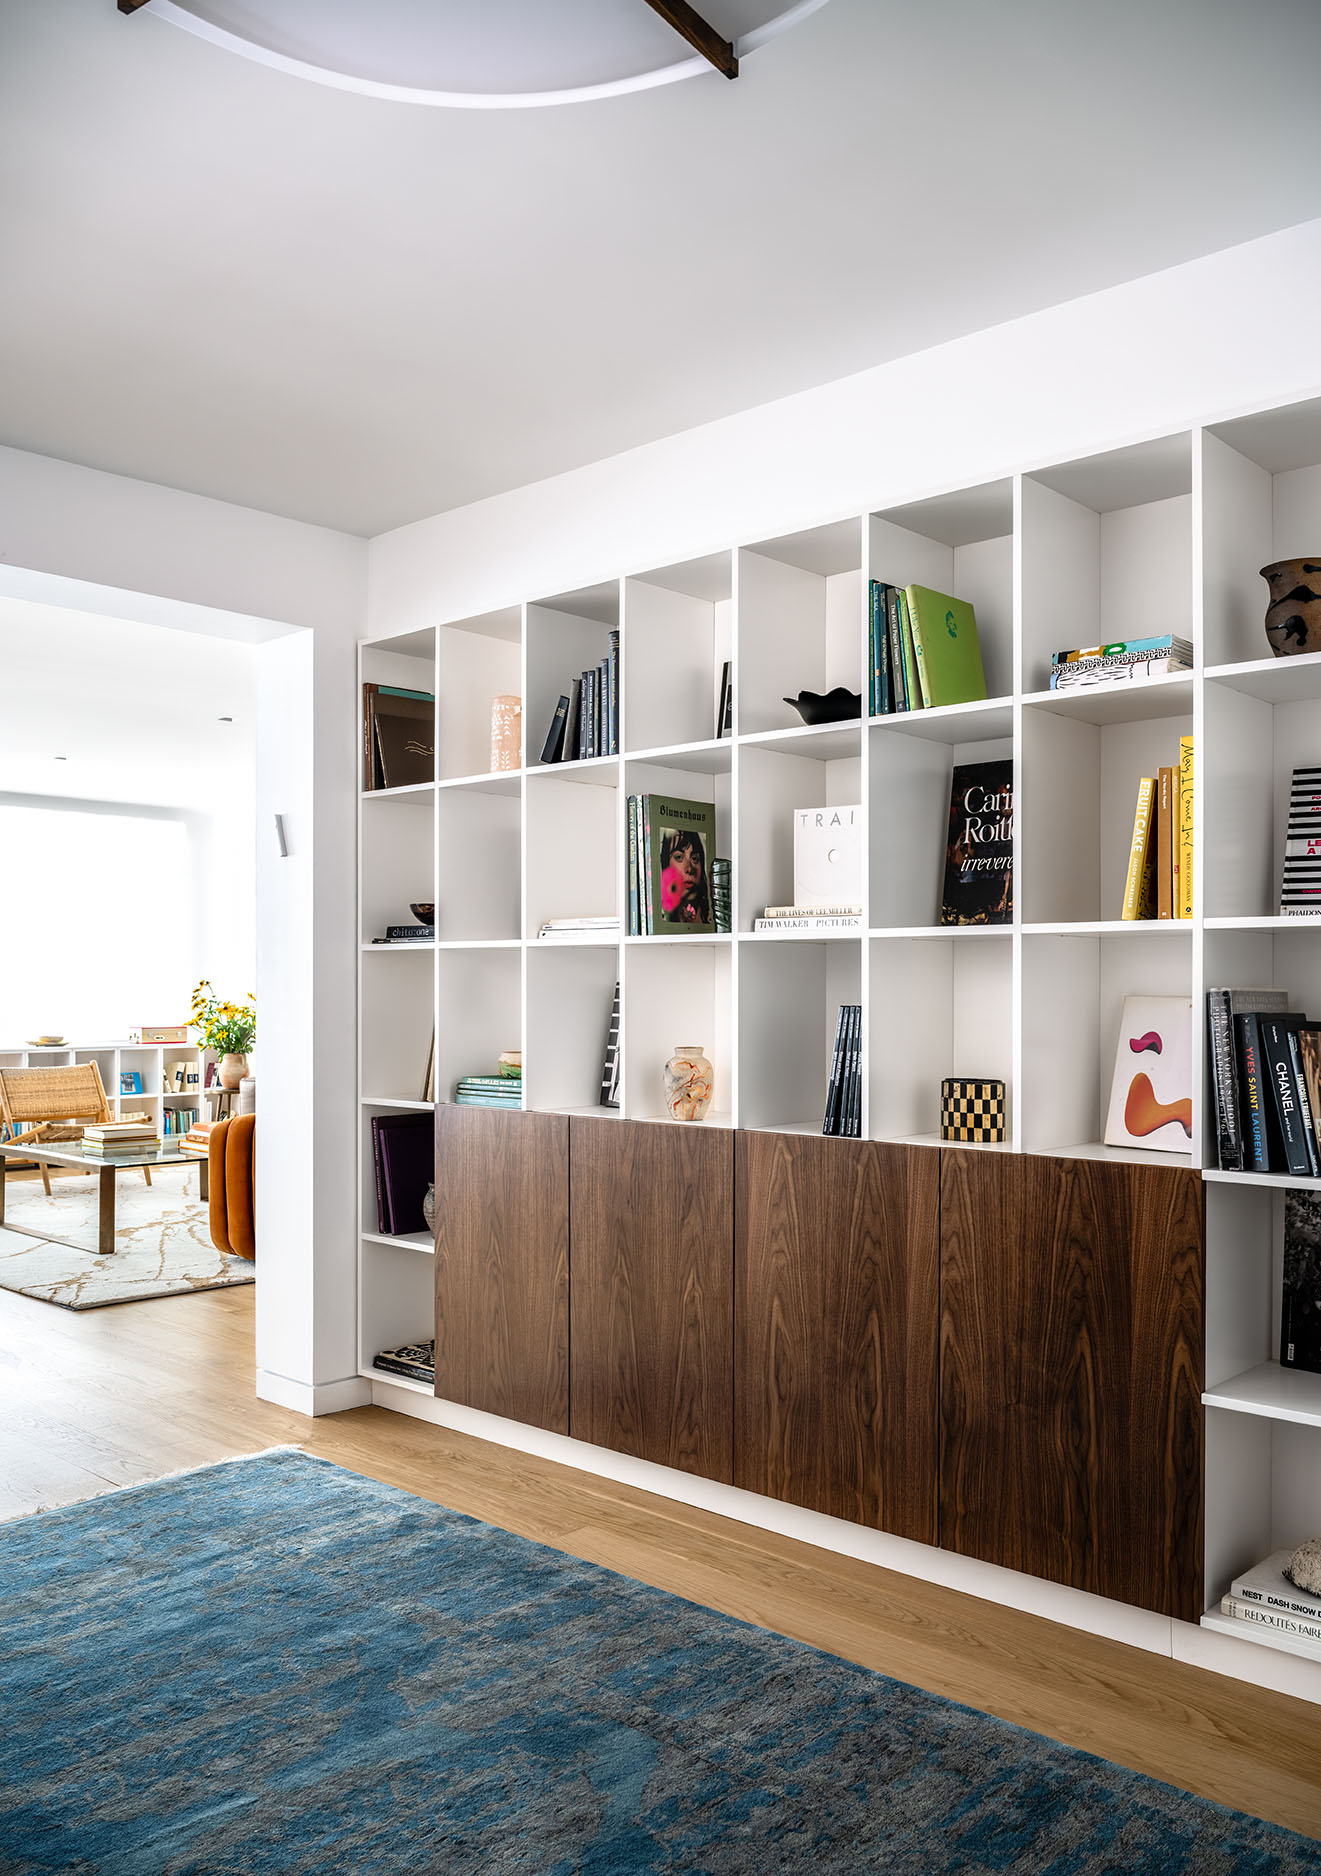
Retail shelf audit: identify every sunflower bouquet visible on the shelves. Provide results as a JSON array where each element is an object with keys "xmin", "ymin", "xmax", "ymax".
[{"xmin": 189, "ymin": 981, "xmax": 256, "ymax": 1056}]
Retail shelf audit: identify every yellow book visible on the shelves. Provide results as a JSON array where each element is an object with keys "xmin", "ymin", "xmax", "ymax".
[
  {"xmin": 1178, "ymin": 735, "xmax": 1194, "ymax": 919},
  {"xmin": 1122, "ymin": 776, "xmax": 1157, "ymax": 920}
]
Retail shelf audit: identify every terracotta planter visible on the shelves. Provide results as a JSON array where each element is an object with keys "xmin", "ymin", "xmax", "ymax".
[
  {"xmin": 1261, "ymin": 558, "xmax": 1321, "ymax": 657},
  {"xmin": 663, "ymin": 1045, "xmax": 713, "ymax": 1122},
  {"xmin": 219, "ymin": 1053, "xmax": 249, "ymax": 1091}
]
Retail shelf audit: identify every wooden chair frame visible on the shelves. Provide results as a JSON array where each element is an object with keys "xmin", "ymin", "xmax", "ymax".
[{"xmin": 0, "ymin": 1063, "xmax": 151, "ymax": 1194}]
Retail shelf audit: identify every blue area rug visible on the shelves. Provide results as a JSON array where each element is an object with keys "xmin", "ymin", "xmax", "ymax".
[{"xmin": 1, "ymin": 1451, "xmax": 1317, "ymax": 1874}]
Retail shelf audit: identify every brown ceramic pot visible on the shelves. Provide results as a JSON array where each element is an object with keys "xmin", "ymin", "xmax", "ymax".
[{"xmin": 1261, "ymin": 558, "xmax": 1321, "ymax": 657}]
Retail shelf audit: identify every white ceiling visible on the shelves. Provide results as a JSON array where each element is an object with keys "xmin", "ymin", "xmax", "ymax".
[
  {"xmin": 3, "ymin": 0, "xmax": 1321, "ymax": 538},
  {"xmin": 0, "ymin": 599, "xmax": 255, "ymax": 812}
]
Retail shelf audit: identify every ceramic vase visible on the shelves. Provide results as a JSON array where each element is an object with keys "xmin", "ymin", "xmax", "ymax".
[
  {"xmin": 219, "ymin": 1052, "xmax": 248, "ymax": 1091},
  {"xmin": 422, "ymin": 1182, "xmax": 436, "ymax": 1234},
  {"xmin": 1261, "ymin": 558, "xmax": 1321, "ymax": 657},
  {"xmin": 490, "ymin": 694, "xmax": 522, "ymax": 771},
  {"xmin": 664, "ymin": 1044, "xmax": 713, "ymax": 1122}
]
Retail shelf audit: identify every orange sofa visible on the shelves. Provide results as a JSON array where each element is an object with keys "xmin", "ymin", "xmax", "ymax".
[{"xmin": 208, "ymin": 1114, "xmax": 255, "ymax": 1260}]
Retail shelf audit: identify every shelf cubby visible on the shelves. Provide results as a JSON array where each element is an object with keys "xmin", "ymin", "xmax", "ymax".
[
  {"xmin": 1020, "ymin": 435, "xmax": 1193, "ymax": 695},
  {"xmin": 524, "ymin": 942, "xmax": 619, "ymax": 1116},
  {"xmin": 434, "ymin": 607, "xmax": 521, "ymax": 781},
  {"xmin": 433, "ymin": 947, "xmax": 521, "ymax": 1108},
  {"xmin": 738, "ymin": 936, "xmax": 861, "ymax": 1134},
  {"xmin": 867, "ymin": 933, "xmax": 1012, "ymax": 1145},
  {"xmin": 360, "ymin": 786, "xmax": 434, "ymax": 945},
  {"xmin": 869, "ymin": 721, "xmax": 1011, "ymax": 930},
  {"xmin": 868, "ymin": 477, "xmax": 1014, "ymax": 706},
  {"xmin": 624, "ymin": 940, "xmax": 732, "ymax": 1127},
  {"xmin": 361, "ymin": 630, "xmax": 437, "ymax": 793},
  {"xmin": 624, "ymin": 753, "xmax": 731, "ymax": 937},
  {"xmin": 1020, "ymin": 927, "xmax": 1195, "ymax": 1162},
  {"xmin": 1019, "ymin": 691, "xmax": 1193, "ymax": 925},
  {"xmin": 360, "ymin": 944, "xmax": 435, "ymax": 1106},
  {"xmin": 1203, "ymin": 670, "xmax": 1321, "ymax": 922},
  {"xmin": 1201, "ymin": 925, "xmax": 1321, "ymax": 1175},
  {"xmin": 526, "ymin": 582, "xmax": 619, "ymax": 769},
  {"xmin": 359, "ymin": 1239, "xmax": 436, "ymax": 1385},
  {"xmin": 737, "ymin": 520, "xmax": 862, "ymax": 736},
  {"xmin": 737, "ymin": 733, "xmax": 860, "ymax": 932},
  {"xmin": 624, "ymin": 552, "xmax": 733, "ymax": 752},
  {"xmin": 524, "ymin": 766, "xmax": 618, "ymax": 938},
  {"xmin": 434, "ymin": 786, "xmax": 519, "ymax": 941}
]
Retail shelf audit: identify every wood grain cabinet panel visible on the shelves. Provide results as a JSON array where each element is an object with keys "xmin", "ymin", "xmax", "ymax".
[
  {"xmin": 433, "ymin": 1105, "xmax": 569, "ymax": 1435},
  {"xmin": 569, "ymin": 1117, "xmax": 733, "ymax": 1482},
  {"xmin": 735, "ymin": 1133, "xmax": 940, "ymax": 1542},
  {"xmin": 939, "ymin": 1151, "xmax": 1204, "ymax": 1622}
]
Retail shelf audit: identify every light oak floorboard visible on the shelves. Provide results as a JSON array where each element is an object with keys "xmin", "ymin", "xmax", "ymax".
[{"xmin": 1, "ymin": 1282, "xmax": 1318, "ymax": 1841}]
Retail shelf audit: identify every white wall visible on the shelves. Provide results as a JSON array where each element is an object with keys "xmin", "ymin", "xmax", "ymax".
[
  {"xmin": 369, "ymin": 217, "xmax": 1321, "ymax": 634},
  {"xmin": 0, "ymin": 449, "xmax": 367, "ymax": 1413}
]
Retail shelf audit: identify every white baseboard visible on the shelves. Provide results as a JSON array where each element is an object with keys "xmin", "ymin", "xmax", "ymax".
[{"xmin": 257, "ymin": 1369, "xmax": 371, "ymax": 1416}]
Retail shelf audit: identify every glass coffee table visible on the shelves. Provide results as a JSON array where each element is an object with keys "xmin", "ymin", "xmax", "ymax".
[{"xmin": 0, "ymin": 1140, "xmax": 209, "ymax": 1257}]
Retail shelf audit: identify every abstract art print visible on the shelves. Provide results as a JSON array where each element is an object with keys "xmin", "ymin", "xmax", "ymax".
[{"xmin": 1104, "ymin": 995, "xmax": 1194, "ymax": 1151}]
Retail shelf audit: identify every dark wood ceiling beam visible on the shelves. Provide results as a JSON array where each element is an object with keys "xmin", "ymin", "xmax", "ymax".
[{"xmin": 642, "ymin": 0, "xmax": 738, "ymax": 78}]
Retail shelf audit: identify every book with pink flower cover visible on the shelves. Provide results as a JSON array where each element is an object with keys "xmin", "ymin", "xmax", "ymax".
[{"xmin": 643, "ymin": 794, "xmax": 716, "ymax": 934}]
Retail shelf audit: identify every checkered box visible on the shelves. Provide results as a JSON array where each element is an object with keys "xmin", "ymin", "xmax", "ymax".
[{"xmin": 940, "ymin": 1077, "xmax": 1006, "ymax": 1143}]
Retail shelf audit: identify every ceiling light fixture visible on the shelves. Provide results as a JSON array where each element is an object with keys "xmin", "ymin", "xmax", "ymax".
[{"xmin": 115, "ymin": 0, "xmax": 830, "ymax": 108}]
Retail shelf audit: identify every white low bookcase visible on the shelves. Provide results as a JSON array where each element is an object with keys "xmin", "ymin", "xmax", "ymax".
[
  {"xmin": 357, "ymin": 395, "xmax": 1321, "ymax": 1704},
  {"xmin": 0, "ymin": 1040, "xmax": 213, "ymax": 1134}
]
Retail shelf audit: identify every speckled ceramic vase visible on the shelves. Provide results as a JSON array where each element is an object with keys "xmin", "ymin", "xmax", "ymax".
[
  {"xmin": 663, "ymin": 1045, "xmax": 713, "ymax": 1122},
  {"xmin": 1261, "ymin": 558, "xmax": 1321, "ymax": 657},
  {"xmin": 219, "ymin": 1052, "xmax": 248, "ymax": 1091}
]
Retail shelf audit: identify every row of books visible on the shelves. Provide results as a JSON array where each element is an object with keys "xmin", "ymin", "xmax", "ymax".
[
  {"xmin": 868, "ymin": 581, "xmax": 987, "ymax": 714},
  {"xmin": 162, "ymin": 1107, "xmax": 201, "ymax": 1136},
  {"xmin": 626, "ymin": 794, "xmax": 719, "ymax": 933},
  {"xmin": 373, "ymin": 1337, "xmax": 436, "ymax": 1385},
  {"xmin": 363, "ymin": 683, "xmax": 435, "ymax": 791},
  {"xmin": 1207, "ymin": 989, "xmax": 1321, "ymax": 1177},
  {"xmin": 1281, "ymin": 765, "xmax": 1321, "ymax": 916},
  {"xmin": 1050, "ymin": 635, "xmax": 1192, "ymax": 692},
  {"xmin": 754, "ymin": 904, "xmax": 861, "ymax": 932},
  {"xmin": 1121, "ymin": 737, "xmax": 1194, "ymax": 919},
  {"xmin": 1221, "ymin": 1550, "xmax": 1321, "ymax": 1656},
  {"xmin": 539, "ymin": 632, "xmax": 620, "ymax": 763},
  {"xmin": 369, "ymin": 1111, "xmax": 431, "ymax": 1235},
  {"xmin": 823, "ymin": 1004, "xmax": 863, "ymax": 1135}
]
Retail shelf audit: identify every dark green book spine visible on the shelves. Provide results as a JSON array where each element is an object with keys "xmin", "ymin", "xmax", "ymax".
[{"xmin": 885, "ymin": 584, "xmax": 907, "ymax": 711}]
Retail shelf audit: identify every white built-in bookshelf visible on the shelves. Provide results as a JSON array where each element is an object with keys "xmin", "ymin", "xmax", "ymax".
[
  {"xmin": 358, "ymin": 395, "xmax": 1321, "ymax": 1688},
  {"xmin": 0, "ymin": 1040, "xmax": 213, "ymax": 1130}
]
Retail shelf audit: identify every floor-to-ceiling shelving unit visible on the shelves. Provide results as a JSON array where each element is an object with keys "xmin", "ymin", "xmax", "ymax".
[{"xmin": 358, "ymin": 395, "xmax": 1321, "ymax": 1694}]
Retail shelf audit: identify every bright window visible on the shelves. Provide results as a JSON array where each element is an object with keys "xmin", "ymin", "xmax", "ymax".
[{"xmin": 0, "ymin": 804, "xmax": 196, "ymax": 1042}]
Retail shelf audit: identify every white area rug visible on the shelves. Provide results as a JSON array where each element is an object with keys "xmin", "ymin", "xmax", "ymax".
[{"xmin": 0, "ymin": 1165, "xmax": 254, "ymax": 1309}]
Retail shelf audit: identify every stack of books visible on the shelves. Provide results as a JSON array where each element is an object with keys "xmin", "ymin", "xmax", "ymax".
[
  {"xmin": 823, "ymin": 1005, "xmax": 862, "ymax": 1135},
  {"xmin": 1050, "ymin": 635, "xmax": 1191, "ymax": 691},
  {"xmin": 373, "ymin": 921, "xmax": 434, "ymax": 945},
  {"xmin": 456, "ymin": 1054, "xmax": 523, "ymax": 1109},
  {"xmin": 373, "ymin": 1338, "xmax": 436, "ymax": 1385},
  {"xmin": 82, "ymin": 1121, "xmax": 160, "ymax": 1155},
  {"xmin": 1207, "ymin": 988, "xmax": 1321, "ymax": 1178},
  {"xmin": 711, "ymin": 858, "xmax": 731, "ymax": 932},
  {"xmin": 179, "ymin": 1122, "xmax": 215, "ymax": 1156},
  {"xmin": 363, "ymin": 682, "xmax": 435, "ymax": 790},
  {"xmin": 627, "ymin": 794, "xmax": 717, "ymax": 934},
  {"xmin": 1121, "ymin": 738, "xmax": 1194, "ymax": 919},
  {"xmin": 1219, "ymin": 1551, "xmax": 1321, "ymax": 1657},
  {"xmin": 538, "ymin": 630, "xmax": 620, "ymax": 763},
  {"xmin": 537, "ymin": 917, "xmax": 620, "ymax": 941},
  {"xmin": 755, "ymin": 903, "xmax": 860, "ymax": 933},
  {"xmin": 1281, "ymin": 765, "xmax": 1321, "ymax": 916},
  {"xmin": 869, "ymin": 581, "xmax": 987, "ymax": 714}
]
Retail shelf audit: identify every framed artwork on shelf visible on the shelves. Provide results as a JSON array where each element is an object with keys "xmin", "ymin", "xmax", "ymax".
[{"xmin": 1103, "ymin": 996, "xmax": 1193, "ymax": 1152}]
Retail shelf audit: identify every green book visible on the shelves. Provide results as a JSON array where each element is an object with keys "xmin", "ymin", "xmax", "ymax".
[
  {"xmin": 643, "ymin": 794, "xmax": 716, "ymax": 933},
  {"xmin": 897, "ymin": 589, "xmax": 922, "ymax": 711},
  {"xmin": 904, "ymin": 584, "xmax": 988, "ymax": 708}
]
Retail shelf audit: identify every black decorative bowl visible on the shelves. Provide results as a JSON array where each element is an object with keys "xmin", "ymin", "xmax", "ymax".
[
  {"xmin": 410, "ymin": 902, "xmax": 435, "ymax": 923},
  {"xmin": 783, "ymin": 687, "xmax": 862, "ymax": 726}
]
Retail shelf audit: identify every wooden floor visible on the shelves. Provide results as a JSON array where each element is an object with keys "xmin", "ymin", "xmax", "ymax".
[{"xmin": 2, "ymin": 1282, "xmax": 1319, "ymax": 1845}]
